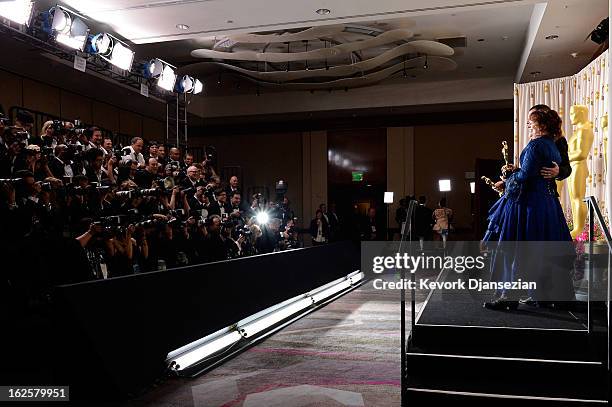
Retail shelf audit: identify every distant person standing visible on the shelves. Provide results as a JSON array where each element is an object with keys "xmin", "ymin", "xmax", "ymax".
[
  {"xmin": 432, "ymin": 198, "xmax": 453, "ymax": 249},
  {"xmin": 310, "ymin": 209, "xmax": 329, "ymax": 246},
  {"xmin": 415, "ymin": 196, "xmax": 434, "ymax": 250},
  {"xmin": 361, "ymin": 207, "xmax": 382, "ymax": 241}
]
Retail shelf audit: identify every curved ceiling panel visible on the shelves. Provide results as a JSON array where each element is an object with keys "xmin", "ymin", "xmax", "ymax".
[
  {"xmin": 192, "ymin": 28, "xmax": 415, "ymax": 63},
  {"xmin": 274, "ymin": 56, "xmax": 457, "ymax": 89},
  {"xmin": 181, "ymin": 41, "xmax": 454, "ymax": 82},
  {"xmin": 214, "ymin": 25, "xmax": 346, "ymax": 48},
  {"xmin": 220, "ymin": 56, "xmax": 457, "ymax": 90}
]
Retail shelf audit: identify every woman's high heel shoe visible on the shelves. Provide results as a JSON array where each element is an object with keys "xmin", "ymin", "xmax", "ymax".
[{"xmin": 483, "ymin": 296, "xmax": 519, "ymax": 311}]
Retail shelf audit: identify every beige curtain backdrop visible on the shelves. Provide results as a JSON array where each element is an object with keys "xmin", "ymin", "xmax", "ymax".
[{"xmin": 514, "ymin": 51, "xmax": 609, "ymax": 222}]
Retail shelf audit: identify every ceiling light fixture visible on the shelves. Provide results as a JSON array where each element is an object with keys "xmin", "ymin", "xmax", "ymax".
[
  {"xmin": 545, "ymin": 34, "xmax": 559, "ymax": 40},
  {"xmin": 176, "ymin": 23, "xmax": 189, "ymax": 30},
  {"xmin": 530, "ymin": 71, "xmax": 542, "ymax": 76},
  {"xmin": 175, "ymin": 75, "xmax": 203, "ymax": 94},
  {"xmin": 570, "ymin": 52, "xmax": 579, "ymax": 58},
  {"xmin": 316, "ymin": 8, "xmax": 331, "ymax": 15},
  {"xmin": 47, "ymin": 5, "xmax": 89, "ymax": 51},
  {"xmin": 90, "ymin": 33, "xmax": 134, "ymax": 70},
  {"xmin": 477, "ymin": 38, "xmax": 485, "ymax": 42},
  {"xmin": 0, "ymin": 0, "xmax": 34, "ymax": 25}
]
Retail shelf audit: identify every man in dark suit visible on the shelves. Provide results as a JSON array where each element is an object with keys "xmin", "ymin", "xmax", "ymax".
[
  {"xmin": 414, "ymin": 196, "xmax": 434, "ymax": 250},
  {"xmin": 225, "ymin": 175, "xmax": 241, "ymax": 197},
  {"xmin": 208, "ymin": 189, "xmax": 232, "ymax": 218}
]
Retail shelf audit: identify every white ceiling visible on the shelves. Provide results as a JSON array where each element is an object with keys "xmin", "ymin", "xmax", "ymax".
[{"xmin": 49, "ymin": 0, "xmax": 608, "ymax": 96}]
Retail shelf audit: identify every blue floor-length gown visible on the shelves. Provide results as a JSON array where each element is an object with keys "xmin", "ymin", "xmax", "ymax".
[{"xmin": 482, "ymin": 136, "xmax": 574, "ymax": 300}]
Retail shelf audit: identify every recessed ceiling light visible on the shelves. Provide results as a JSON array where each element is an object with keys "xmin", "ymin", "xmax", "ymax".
[
  {"xmin": 226, "ymin": 20, "xmax": 234, "ymax": 23},
  {"xmin": 316, "ymin": 8, "xmax": 331, "ymax": 15},
  {"xmin": 477, "ymin": 38, "xmax": 485, "ymax": 42},
  {"xmin": 502, "ymin": 35, "xmax": 509, "ymax": 41},
  {"xmin": 176, "ymin": 23, "xmax": 189, "ymax": 30},
  {"xmin": 530, "ymin": 71, "xmax": 542, "ymax": 76},
  {"xmin": 545, "ymin": 34, "xmax": 559, "ymax": 40},
  {"xmin": 571, "ymin": 52, "xmax": 579, "ymax": 58}
]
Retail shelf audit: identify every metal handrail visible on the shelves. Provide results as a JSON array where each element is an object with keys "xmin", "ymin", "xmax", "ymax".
[
  {"xmin": 399, "ymin": 199, "xmax": 417, "ymax": 406},
  {"xmin": 585, "ymin": 196, "xmax": 611, "ymax": 372}
]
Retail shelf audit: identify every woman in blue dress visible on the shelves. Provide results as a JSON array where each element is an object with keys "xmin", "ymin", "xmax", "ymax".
[{"xmin": 483, "ymin": 108, "xmax": 574, "ymax": 310}]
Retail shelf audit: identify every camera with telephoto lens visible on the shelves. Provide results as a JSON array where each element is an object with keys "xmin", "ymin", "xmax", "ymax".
[
  {"xmin": 51, "ymin": 120, "xmax": 64, "ymax": 134},
  {"xmin": 94, "ymin": 215, "xmax": 125, "ymax": 238}
]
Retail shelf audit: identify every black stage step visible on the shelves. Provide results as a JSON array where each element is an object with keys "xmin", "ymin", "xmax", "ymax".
[
  {"xmin": 406, "ymin": 325, "xmax": 609, "ymax": 405},
  {"xmin": 405, "ymin": 270, "xmax": 609, "ymax": 405}
]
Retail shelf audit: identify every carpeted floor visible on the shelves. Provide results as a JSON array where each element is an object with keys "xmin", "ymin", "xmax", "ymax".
[{"xmin": 126, "ymin": 280, "xmax": 426, "ymax": 407}]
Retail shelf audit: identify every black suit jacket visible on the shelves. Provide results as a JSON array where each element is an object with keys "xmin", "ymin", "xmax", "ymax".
[{"xmin": 552, "ymin": 137, "xmax": 572, "ymax": 197}]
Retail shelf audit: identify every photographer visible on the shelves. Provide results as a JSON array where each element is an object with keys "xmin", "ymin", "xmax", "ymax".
[
  {"xmin": 257, "ymin": 217, "xmax": 283, "ymax": 254},
  {"xmin": 121, "ymin": 137, "xmax": 145, "ymax": 167},
  {"xmin": 180, "ymin": 165, "xmax": 204, "ymax": 190},
  {"xmin": 135, "ymin": 157, "xmax": 159, "ymax": 188},
  {"xmin": 228, "ymin": 191, "xmax": 245, "ymax": 227},
  {"xmin": 279, "ymin": 217, "xmax": 300, "ymax": 250},
  {"xmin": 48, "ymin": 144, "xmax": 75, "ymax": 179},
  {"xmin": 208, "ymin": 189, "xmax": 231, "ymax": 218},
  {"xmin": 202, "ymin": 214, "xmax": 226, "ymax": 262},
  {"xmin": 29, "ymin": 120, "xmax": 58, "ymax": 148},
  {"xmin": 0, "ymin": 127, "xmax": 25, "ymax": 177},
  {"xmin": 14, "ymin": 144, "xmax": 53, "ymax": 181},
  {"xmin": 189, "ymin": 185, "xmax": 212, "ymax": 213},
  {"xmin": 85, "ymin": 148, "xmax": 115, "ymax": 185}
]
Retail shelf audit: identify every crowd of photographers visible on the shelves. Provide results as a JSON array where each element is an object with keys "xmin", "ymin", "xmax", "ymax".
[{"xmin": 0, "ymin": 110, "xmax": 300, "ymax": 297}]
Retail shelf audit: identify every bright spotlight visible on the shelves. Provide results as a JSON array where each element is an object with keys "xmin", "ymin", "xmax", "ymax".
[
  {"xmin": 439, "ymin": 179, "xmax": 451, "ymax": 192},
  {"xmin": 158, "ymin": 64, "xmax": 177, "ymax": 91},
  {"xmin": 256, "ymin": 211, "xmax": 269, "ymax": 225},
  {"xmin": 143, "ymin": 58, "xmax": 164, "ymax": 78},
  {"xmin": 48, "ymin": 6, "xmax": 89, "ymax": 51},
  {"xmin": 90, "ymin": 33, "xmax": 134, "ymax": 70},
  {"xmin": 470, "ymin": 181, "xmax": 475, "ymax": 194},
  {"xmin": 193, "ymin": 79, "xmax": 203, "ymax": 94},
  {"xmin": 175, "ymin": 75, "xmax": 201, "ymax": 93},
  {"xmin": 384, "ymin": 192, "xmax": 394, "ymax": 204},
  {"xmin": 0, "ymin": 0, "xmax": 34, "ymax": 25}
]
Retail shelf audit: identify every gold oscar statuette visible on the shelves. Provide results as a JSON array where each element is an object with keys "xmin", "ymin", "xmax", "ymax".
[{"xmin": 481, "ymin": 176, "xmax": 503, "ymax": 197}]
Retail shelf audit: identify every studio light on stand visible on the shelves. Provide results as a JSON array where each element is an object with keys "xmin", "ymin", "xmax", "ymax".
[
  {"xmin": 438, "ymin": 179, "xmax": 451, "ymax": 199},
  {"xmin": 175, "ymin": 75, "xmax": 203, "ymax": 94},
  {"xmin": 89, "ymin": 32, "xmax": 134, "ymax": 70},
  {"xmin": 143, "ymin": 58, "xmax": 176, "ymax": 91},
  {"xmin": 45, "ymin": 5, "xmax": 89, "ymax": 50},
  {"xmin": 0, "ymin": 0, "xmax": 34, "ymax": 25}
]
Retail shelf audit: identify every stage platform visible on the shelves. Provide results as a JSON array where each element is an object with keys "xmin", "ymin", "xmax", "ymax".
[{"xmin": 405, "ymin": 262, "xmax": 609, "ymax": 405}]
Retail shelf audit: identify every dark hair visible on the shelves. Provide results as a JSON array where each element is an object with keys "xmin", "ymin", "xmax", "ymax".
[
  {"xmin": 528, "ymin": 109, "xmax": 562, "ymax": 140},
  {"xmin": 16, "ymin": 110, "xmax": 33, "ymax": 124},
  {"xmin": 529, "ymin": 104, "xmax": 551, "ymax": 113},
  {"xmin": 439, "ymin": 197, "xmax": 447, "ymax": 207},
  {"xmin": 84, "ymin": 126, "xmax": 100, "ymax": 139},
  {"xmin": 86, "ymin": 148, "xmax": 104, "ymax": 162},
  {"xmin": 418, "ymin": 195, "xmax": 427, "ymax": 204}
]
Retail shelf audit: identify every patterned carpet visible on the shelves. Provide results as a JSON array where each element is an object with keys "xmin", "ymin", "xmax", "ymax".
[{"xmin": 126, "ymin": 280, "xmax": 425, "ymax": 407}]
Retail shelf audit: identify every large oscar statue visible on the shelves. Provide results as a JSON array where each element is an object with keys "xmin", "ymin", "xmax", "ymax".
[{"xmin": 568, "ymin": 105, "xmax": 595, "ymax": 239}]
